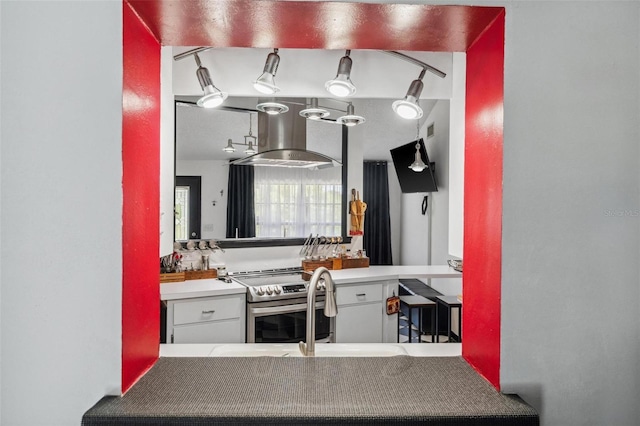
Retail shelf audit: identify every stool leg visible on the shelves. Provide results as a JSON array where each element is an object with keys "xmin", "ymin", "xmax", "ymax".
[
  {"xmin": 397, "ymin": 307, "xmax": 400, "ymax": 343},
  {"xmin": 408, "ymin": 307, "xmax": 413, "ymax": 343},
  {"xmin": 435, "ymin": 303, "xmax": 439, "ymax": 343},
  {"xmin": 430, "ymin": 306, "xmax": 435, "ymax": 343},
  {"xmin": 447, "ymin": 306, "xmax": 452, "ymax": 343},
  {"xmin": 458, "ymin": 307, "xmax": 462, "ymax": 342}
]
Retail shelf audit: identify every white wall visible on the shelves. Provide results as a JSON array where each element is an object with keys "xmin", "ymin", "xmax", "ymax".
[
  {"xmin": 421, "ymin": 100, "xmax": 461, "ymax": 296},
  {"xmin": 399, "ymin": 102, "xmax": 453, "ymax": 278},
  {"xmin": 499, "ymin": 2, "xmax": 640, "ymax": 425},
  {"xmin": 176, "ymin": 160, "xmax": 229, "ymax": 240},
  {"xmin": 0, "ymin": 1, "xmax": 123, "ymax": 425}
]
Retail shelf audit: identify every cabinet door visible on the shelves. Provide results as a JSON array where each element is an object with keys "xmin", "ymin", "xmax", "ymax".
[
  {"xmin": 335, "ymin": 303, "xmax": 383, "ymax": 343},
  {"xmin": 173, "ymin": 318, "xmax": 243, "ymax": 344}
]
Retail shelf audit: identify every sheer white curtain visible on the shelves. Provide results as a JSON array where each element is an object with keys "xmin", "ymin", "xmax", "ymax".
[{"xmin": 254, "ymin": 167, "xmax": 342, "ymax": 238}]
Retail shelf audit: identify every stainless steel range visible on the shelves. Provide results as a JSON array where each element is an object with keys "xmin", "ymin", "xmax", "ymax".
[{"xmin": 232, "ymin": 268, "xmax": 334, "ymax": 344}]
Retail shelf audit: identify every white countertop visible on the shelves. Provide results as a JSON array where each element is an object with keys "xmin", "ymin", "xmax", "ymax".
[
  {"xmin": 160, "ymin": 343, "xmax": 462, "ymax": 357},
  {"xmin": 161, "ymin": 278, "xmax": 246, "ymax": 301},
  {"xmin": 329, "ymin": 265, "xmax": 461, "ymax": 284},
  {"xmin": 161, "ymin": 265, "xmax": 461, "ymax": 301}
]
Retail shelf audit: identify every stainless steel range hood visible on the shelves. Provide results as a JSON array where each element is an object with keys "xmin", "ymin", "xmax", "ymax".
[{"xmin": 230, "ymin": 100, "xmax": 341, "ymax": 169}]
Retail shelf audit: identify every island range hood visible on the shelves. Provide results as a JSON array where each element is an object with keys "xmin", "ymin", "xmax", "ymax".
[{"xmin": 230, "ymin": 100, "xmax": 341, "ymax": 169}]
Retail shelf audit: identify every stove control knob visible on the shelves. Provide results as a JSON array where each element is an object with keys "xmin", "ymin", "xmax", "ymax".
[
  {"xmin": 266, "ymin": 286, "xmax": 274, "ymax": 295},
  {"xmin": 274, "ymin": 285, "xmax": 282, "ymax": 294},
  {"xmin": 256, "ymin": 287, "xmax": 265, "ymax": 296}
]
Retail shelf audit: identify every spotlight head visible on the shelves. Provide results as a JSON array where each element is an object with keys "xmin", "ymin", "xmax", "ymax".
[
  {"xmin": 300, "ymin": 98, "xmax": 330, "ymax": 120},
  {"xmin": 253, "ymin": 50, "xmax": 281, "ymax": 94},
  {"xmin": 256, "ymin": 102, "xmax": 289, "ymax": 115},
  {"xmin": 325, "ymin": 53, "xmax": 356, "ymax": 97},
  {"xmin": 336, "ymin": 103, "xmax": 365, "ymax": 126},
  {"xmin": 197, "ymin": 84, "xmax": 228, "ymax": 108},
  {"xmin": 393, "ymin": 78, "xmax": 424, "ymax": 119},
  {"xmin": 195, "ymin": 66, "xmax": 227, "ymax": 108}
]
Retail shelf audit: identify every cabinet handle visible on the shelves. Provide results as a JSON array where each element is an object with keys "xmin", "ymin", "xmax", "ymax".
[
  {"xmin": 356, "ymin": 293, "xmax": 366, "ymax": 297},
  {"xmin": 202, "ymin": 310, "xmax": 216, "ymax": 314}
]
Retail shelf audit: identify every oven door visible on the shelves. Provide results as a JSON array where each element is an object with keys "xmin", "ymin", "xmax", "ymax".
[{"xmin": 247, "ymin": 298, "xmax": 334, "ymax": 343}]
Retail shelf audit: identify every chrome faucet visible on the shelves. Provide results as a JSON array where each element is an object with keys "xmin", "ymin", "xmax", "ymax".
[{"xmin": 299, "ymin": 267, "xmax": 337, "ymax": 356}]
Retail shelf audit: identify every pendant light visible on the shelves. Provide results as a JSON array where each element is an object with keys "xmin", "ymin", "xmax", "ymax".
[
  {"xmin": 243, "ymin": 114, "xmax": 258, "ymax": 154},
  {"xmin": 336, "ymin": 103, "xmax": 365, "ymax": 127},
  {"xmin": 325, "ymin": 50, "xmax": 357, "ymax": 97},
  {"xmin": 253, "ymin": 49, "xmax": 281, "ymax": 94},
  {"xmin": 194, "ymin": 53, "xmax": 228, "ymax": 108},
  {"xmin": 392, "ymin": 68, "xmax": 426, "ymax": 119},
  {"xmin": 409, "ymin": 121, "xmax": 427, "ymax": 172}
]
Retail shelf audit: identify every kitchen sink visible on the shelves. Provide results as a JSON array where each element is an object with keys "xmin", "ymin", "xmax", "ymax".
[{"xmin": 209, "ymin": 343, "xmax": 408, "ymax": 357}]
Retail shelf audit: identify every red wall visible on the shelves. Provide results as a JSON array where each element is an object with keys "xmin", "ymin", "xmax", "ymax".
[
  {"xmin": 122, "ymin": 2, "xmax": 161, "ymax": 393},
  {"xmin": 120, "ymin": 0, "xmax": 506, "ymax": 392},
  {"xmin": 462, "ymin": 12, "xmax": 505, "ymax": 389}
]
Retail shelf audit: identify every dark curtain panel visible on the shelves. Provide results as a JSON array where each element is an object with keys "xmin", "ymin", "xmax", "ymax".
[
  {"xmin": 226, "ymin": 164, "xmax": 256, "ymax": 238},
  {"xmin": 363, "ymin": 161, "xmax": 393, "ymax": 265}
]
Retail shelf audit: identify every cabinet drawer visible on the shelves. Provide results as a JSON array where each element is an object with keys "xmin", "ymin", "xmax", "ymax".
[
  {"xmin": 173, "ymin": 318, "xmax": 244, "ymax": 344},
  {"xmin": 173, "ymin": 295, "xmax": 243, "ymax": 325},
  {"xmin": 337, "ymin": 283, "xmax": 383, "ymax": 306}
]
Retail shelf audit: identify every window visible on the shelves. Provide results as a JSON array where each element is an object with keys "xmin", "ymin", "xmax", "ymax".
[
  {"xmin": 174, "ymin": 186, "xmax": 190, "ymax": 241},
  {"xmin": 174, "ymin": 176, "xmax": 201, "ymax": 241},
  {"xmin": 254, "ymin": 167, "xmax": 342, "ymax": 238}
]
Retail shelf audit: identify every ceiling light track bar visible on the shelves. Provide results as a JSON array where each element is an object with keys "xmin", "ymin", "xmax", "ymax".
[
  {"xmin": 382, "ymin": 51, "xmax": 446, "ymax": 79},
  {"xmin": 173, "ymin": 47, "xmax": 213, "ymax": 61}
]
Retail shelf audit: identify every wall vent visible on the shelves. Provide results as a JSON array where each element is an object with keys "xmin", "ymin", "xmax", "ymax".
[{"xmin": 427, "ymin": 123, "xmax": 435, "ymax": 138}]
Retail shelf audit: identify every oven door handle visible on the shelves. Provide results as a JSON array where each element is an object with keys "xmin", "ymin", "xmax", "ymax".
[{"xmin": 249, "ymin": 301, "xmax": 324, "ymax": 316}]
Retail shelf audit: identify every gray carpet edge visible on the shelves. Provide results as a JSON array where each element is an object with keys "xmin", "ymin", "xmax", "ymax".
[{"xmin": 83, "ymin": 356, "xmax": 538, "ymax": 426}]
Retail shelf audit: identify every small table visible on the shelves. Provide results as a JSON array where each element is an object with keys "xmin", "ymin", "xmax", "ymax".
[
  {"xmin": 435, "ymin": 296, "xmax": 462, "ymax": 343},
  {"xmin": 399, "ymin": 295, "xmax": 436, "ymax": 343}
]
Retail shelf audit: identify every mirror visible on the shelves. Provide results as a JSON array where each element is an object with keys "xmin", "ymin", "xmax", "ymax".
[{"xmin": 174, "ymin": 97, "xmax": 348, "ymax": 248}]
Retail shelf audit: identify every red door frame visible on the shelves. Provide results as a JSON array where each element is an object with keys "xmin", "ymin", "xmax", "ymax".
[
  {"xmin": 122, "ymin": 2, "xmax": 161, "ymax": 392},
  {"xmin": 122, "ymin": 1, "xmax": 505, "ymax": 392}
]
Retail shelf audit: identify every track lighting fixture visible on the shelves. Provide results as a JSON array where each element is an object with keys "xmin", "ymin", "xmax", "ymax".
[
  {"xmin": 393, "ymin": 68, "xmax": 426, "ymax": 120},
  {"xmin": 336, "ymin": 103, "xmax": 365, "ymax": 127},
  {"xmin": 325, "ymin": 50, "xmax": 356, "ymax": 97},
  {"xmin": 193, "ymin": 53, "xmax": 228, "ymax": 108},
  {"xmin": 299, "ymin": 98, "xmax": 330, "ymax": 120},
  {"xmin": 256, "ymin": 101, "xmax": 289, "ymax": 115},
  {"xmin": 222, "ymin": 139, "xmax": 236, "ymax": 153},
  {"xmin": 253, "ymin": 49, "xmax": 281, "ymax": 94}
]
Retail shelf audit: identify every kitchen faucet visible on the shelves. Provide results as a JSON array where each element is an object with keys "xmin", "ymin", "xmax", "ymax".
[{"xmin": 299, "ymin": 267, "xmax": 338, "ymax": 356}]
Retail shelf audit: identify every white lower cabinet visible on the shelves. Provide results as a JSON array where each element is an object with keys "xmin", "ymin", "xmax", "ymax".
[
  {"xmin": 165, "ymin": 293, "xmax": 246, "ymax": 343},
  {"xmin": 334, "ymin": 280, "xmax": 398, "ymax": 343}
]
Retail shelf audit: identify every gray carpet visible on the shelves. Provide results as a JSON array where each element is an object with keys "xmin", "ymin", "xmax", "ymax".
[{"xmin": 83, "ymin": 356, "xmax": 538, "ymax": 425}]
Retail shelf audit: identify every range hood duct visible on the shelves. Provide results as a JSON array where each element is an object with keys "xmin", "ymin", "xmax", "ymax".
[{"xmin": 230, "ymin": 100, "xmax": 340, "ymax": 169}]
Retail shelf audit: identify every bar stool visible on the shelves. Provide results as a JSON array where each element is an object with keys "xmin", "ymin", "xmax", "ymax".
[
  {"xmin": 399, "ymin": 295, "xmax": 436, "ymax": 343},
  {"xmin": 435, "ymin": 295, "xmax": 462, "ymax": 343}
]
